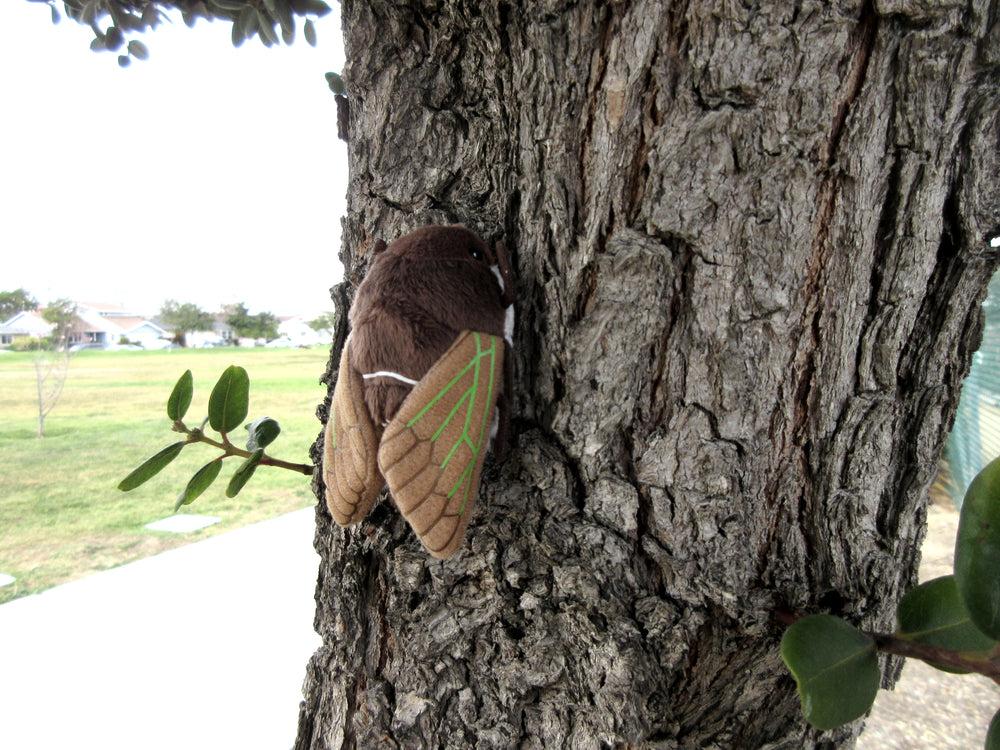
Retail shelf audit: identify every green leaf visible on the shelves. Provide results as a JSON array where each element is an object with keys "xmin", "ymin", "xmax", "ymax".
[
  {"xmin": 987, "ymin": 708, "xmax": 1000, "ymax": 750},
  {"xmin": 955, "ymin": 454, "xmax": 1000, "ymax": 640},
  {"xmin": 257, "ymin": 10, "xmax": 279, "ymax": 46},
  {"xmin": 896, "ymin": 575, "xmax": 997, "ymax": 672},
  {"xmin": 780, "ymin": 614, "xmax": 880, "ymax": 731},
  {"xmin": 275, "ymin": 0, "xmax": 295, "ymax": 36},
  {"xmin": 246, "ymin": 416, "xmax": 281, "ymax": 451},
  {"xmin": 118, "ymin": 55, "xmax": 131, "ymax": 68},
  {"xmin": 118, "ymin": 442, "xmax": 186, "ymax": 491},
  {"xmin": 303, "ymin": 19, "xmax": 316, "ymax": 46},
  {"xmin": 50, "ymin": 4, "xmax": 61, "ymax": 25},
  {"xmin": 105, "ymin": 26, "xmax": 124, "ymax": 52},
  {"xmin": 208, "ymin": 365, "xmax": 250, "ymax": 434},
  {"xmin": 167, "ymin": 370, "xmax": 194, "ymax": 421},
  {"xmin": 232, "ymin": 6, "xmax": 255, "ymax": 47},
  {"xmin": 127, "ymin": 40, "xmax": 149, "ymax": 60},
  {"xmin": 175, "ymin": 459, "xmax": 223, "ymax": 510},
  {"xmin": 226, "ymin": 449, "xmax": 264, "ymax": 498},
  {"xmin": 325, "ymin": 72, "xmax": 345, "ymax": 95},
  {"xmin": 296, "ymin": 0, "xmax": 332, "ymax": 17}
]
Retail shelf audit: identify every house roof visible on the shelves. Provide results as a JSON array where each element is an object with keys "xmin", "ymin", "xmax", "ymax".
[
  {"xmin": 2, "ymin": 310, "xmax": 52, "ymax": 334},
  {"xmin": 76, "ymin": 309, "xmax": 124, "ymax": 334},
  {"xmin": 76, "ymin": 302, "xmax": 135, "ymax": 317},
  {"xmin": 113, "ymin": 317, "xmax": 167, "ymax": 335}
]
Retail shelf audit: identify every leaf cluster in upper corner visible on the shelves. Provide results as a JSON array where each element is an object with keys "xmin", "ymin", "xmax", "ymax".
[{"xmin": 47, "ymin": 0, "xmax": 332, "ymax": 65}]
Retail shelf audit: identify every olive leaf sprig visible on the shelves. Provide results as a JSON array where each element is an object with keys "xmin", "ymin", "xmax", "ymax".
[
  {"xmin": 780, "ymin": 454, "xmax": 1000, "ymax": 747},
  {"xmin": 118, "ymin": 366, "xmax": 312, "ymax": 510}
]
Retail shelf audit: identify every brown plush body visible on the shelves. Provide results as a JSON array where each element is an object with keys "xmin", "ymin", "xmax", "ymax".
[
  {"xmin": 324, "ymin": 225, "xmax": 515, "ymax": 558},
  {"xmin": 350, "ymin": 225, "xmax": 510, "ymax": 425}
]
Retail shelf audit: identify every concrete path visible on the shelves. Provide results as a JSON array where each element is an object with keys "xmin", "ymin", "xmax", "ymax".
[
  {"xmin": 2, "ymin": 503, "xmax": 995, "ymax": 749},
  {"xmin": 0, "ymin": 508, "xmax": 321, "ymax": 750}
]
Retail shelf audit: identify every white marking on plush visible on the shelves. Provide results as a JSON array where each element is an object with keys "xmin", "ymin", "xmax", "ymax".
[
  {"xmin": 363, "ymin": 371, "xmax": 419, "ymax": 386},
  {"xmin": 492, "ymin": 263, "xmax": 515, "ymax": 346},
  {"xmin": 488, "ymin": 406, "xmax": 499, "ymax": 447}
]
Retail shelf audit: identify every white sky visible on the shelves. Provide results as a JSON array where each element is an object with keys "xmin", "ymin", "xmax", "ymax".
[{"xmin": 1, "ymin": 1, "xmax": 347, "ymax": 318}]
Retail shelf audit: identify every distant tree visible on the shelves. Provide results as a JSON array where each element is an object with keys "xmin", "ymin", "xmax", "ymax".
[
  {"xmin": 34, "ymin": 299, "xmax": 78, "ymax": 439},
  {"xmin": 307, "ymin": 311, "xmax": 336, "ymax": 332},
  {"xmin": 158, "ymin": 300, "xmax": 213, "ymax": 347},
  {"xmin": 40, "ymin": 298, "xmax": 79, "ymax": 350},
  {"xmin": 225, "ymin": 302, "xmax": 279, "ymax": 340},
  {"xmin": 0, "ymin": 288, "xmax": 39, "ymax": 321}
]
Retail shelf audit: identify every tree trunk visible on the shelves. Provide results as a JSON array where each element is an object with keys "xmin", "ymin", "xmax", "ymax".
[{"xmin": 297, "ymin": 1, "xmax": 1000, "ymax": 747}]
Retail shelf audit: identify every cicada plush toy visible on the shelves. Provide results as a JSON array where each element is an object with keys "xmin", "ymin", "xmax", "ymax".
[{"xmin": 323, "ymin": 225, "xmax": 515, "ymax": 558}]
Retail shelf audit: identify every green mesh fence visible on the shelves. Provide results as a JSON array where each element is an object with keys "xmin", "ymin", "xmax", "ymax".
[{"xmin": 943, "ymin": 272, "xmax": 1000, "ymax": 509}]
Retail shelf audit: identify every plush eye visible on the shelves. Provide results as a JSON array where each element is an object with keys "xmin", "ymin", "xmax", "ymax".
[{"xmin": 469, "ymin": 246, "xmax": 483, "ymax": 261}]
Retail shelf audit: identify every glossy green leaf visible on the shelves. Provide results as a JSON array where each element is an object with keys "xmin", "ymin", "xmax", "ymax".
[
  {"xmin": 167, "ymin": 370, "xmax": 194, "ymax": 421},
  {"xmin": 208, "ymin": 365, "xmax": 250, "ymax": 435},
  {"xmin": 118, "ymin": 55, "xmax": 131, "ymax": 68},
  {"xmin": 303, "ymin": 19, "xmax": 316, "ymax": 46},
  {"xmin": 987, "ymin": 708, "xmax": 1000, "ymax": 750},
  {"xmin": 781, "ymin": 614, "xmax": 880, "ymax": 731},
  {"xmin": 226, "ymin": 449, "xmax": 264, "ymax": 498},
  {"xmin": 325, "ymin": 72, "xmax": 345, "ymax": 95},
  {"xmin": 246, "ymin": 416, "xmax": 281, "ymax": 451},
  {"xmin": 118, "ymin": 441, "xmax": 185, "ymax": 491},
  {"xmin": 955, "ymin": 454, "xmax": 1000, "ymax": 640},
  {"xmin": 50, "ymin": 4, "xmax": 61, "ymax": 25},
  {"xmin": 175, "ymin": 459, "xmax": 223, "ymax": 510},
  {"xmin": 896, "ymin": 575, "xmax": 997, "ymax": 673}
]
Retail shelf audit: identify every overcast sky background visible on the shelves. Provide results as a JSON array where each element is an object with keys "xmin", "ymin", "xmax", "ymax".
[{"xmin": 1, "ymin": 1, "xmax": 346, "ymax": 318}]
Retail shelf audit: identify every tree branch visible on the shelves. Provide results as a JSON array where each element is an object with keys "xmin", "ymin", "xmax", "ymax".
[
  {"xmin": 871, "ymin": 633, "xmax": 1000, "ymax": 686},
  {"xmin": 174, "ymin": 422, "xmax": 314, "ymax": 476}
]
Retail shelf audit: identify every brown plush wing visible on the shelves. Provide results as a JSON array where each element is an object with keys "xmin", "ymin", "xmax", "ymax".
[
  {"xmin": 377, "ymin": 330, "xmax": 504, "ymax": 558},
  {"xmin": 323, "ymin": 335, "xmax": 384, "ymax": 526}
]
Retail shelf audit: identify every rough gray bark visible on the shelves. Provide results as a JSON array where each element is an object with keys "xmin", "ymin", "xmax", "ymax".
[{"xmin": 297, "ymin": 1, "xmax": 1000, "ymax": 747}]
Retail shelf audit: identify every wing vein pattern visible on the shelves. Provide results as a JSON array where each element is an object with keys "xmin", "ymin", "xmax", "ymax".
[{"xmin": 379, "ymin": 330, "xmax": 503, "ymax": 558}]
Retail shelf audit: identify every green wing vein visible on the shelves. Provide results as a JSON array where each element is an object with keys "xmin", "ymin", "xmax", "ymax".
[{"xmin": 405, "ymin": 332, "xmax": 498, "ymax": 515}]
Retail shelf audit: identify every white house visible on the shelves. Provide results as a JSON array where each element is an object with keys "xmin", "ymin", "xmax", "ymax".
[
  {"xmin": 74, "ymin": 303, "xmax": 169, "ymax": 348},
  {"xmin": 2, "ymin": 310, "xmax": 53, "ymax": 339},
  {"xmin": 1, "ymin": 304, "xmax": 170, "ymax": 349},
  {"xmin": 275, "ymin": 315, "xmax": 329, "ymax": 347}
]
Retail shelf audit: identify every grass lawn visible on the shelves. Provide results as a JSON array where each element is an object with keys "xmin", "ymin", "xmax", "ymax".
[{"xmin": 0, "ymin": 346, "xmax": 331, "ymax": 604}]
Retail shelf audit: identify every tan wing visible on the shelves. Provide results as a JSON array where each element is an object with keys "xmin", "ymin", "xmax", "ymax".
[
  {"xmin": 378, "ymin": 330, "xmax": 504, "ymax": 558},
  {"xmin": 323, "ymin": 335, "xmax": 384, "ymax": 526}
]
